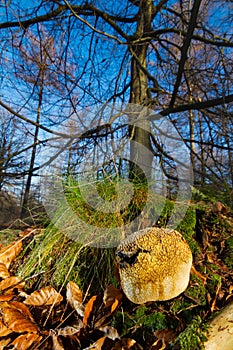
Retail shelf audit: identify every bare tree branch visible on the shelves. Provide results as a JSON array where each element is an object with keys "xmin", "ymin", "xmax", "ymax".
[
  {"xmin": 156, "ymin": 93, "xmax": 233, "ymax": 118},
  {"xmin": 0, "ymin": 100, "xmax": 64, "ymax": 136},
  {"xmin": 169, "ymin": 0, "xmax": 202, "ymax": 108}
]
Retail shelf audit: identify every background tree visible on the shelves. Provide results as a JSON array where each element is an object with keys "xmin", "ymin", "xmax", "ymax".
[
  {"xmin": 0, "ymin": 113, "xmax": 27, "ymax": 192},
  {"xmin": 0, "ymin": 0, "xmax": 232, "ymax": 209}
]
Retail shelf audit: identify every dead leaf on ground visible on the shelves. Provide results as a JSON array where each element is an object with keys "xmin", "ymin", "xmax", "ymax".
[
  {"xmin": 51, "ymin": 331, "xmax": 65, "ymax": 350},
  {"xmin": 18, "ymin": 227, "xmax": 36, "ymax": 238},
  {"xmin": 110, "ymin": 299, "xmax": 120, "ymax": 314},
  {"xmin": 152, "ymin": 329, "xmax": 177, "ymax": 350},
  {"xmin": 24, "ymin": 286, "xmax": 63, "ymax": 306},
  {"xmin": 0, "ymin": 338, "xmax": 11, "ymax": 348},
  {"xmin": 115, "ymin": 338, "xmax": 143, "ymax": 349},
  {"xmin": 57, "ymin": 325, "xmax": 81, "ymax": 336},
  {"xmin": 103, "ymin": 285, "xmax": 122, "ymax": 309},
  {"xmin": 3, "ymin": 301, "xmax": 36, "ymax": 321},
  {"xmin": 0, "ymin": 294, "xmax": 15, "ymax": 301},
  {"xmin": 0, "ymin": 276, "xmax": 24, "ymax": 294},
  {"xmin": 84, "ymin": 336, "xmax": 115, "ymax": 350},
  {"xmin": 2, "ymin": 301, "xmax": 39, "ymax": 333},
  {"xmin": 66, "ymin": 281, "xmax": 84, "ymax": 316},
  {"xmin": 0, "ymin": 319, "xmax": 12, "ymax": 336},
  {"xmin": 0, "ymin": 240, "xmax": 22, "ymax": 268},
  {"xmin": 99, "ymin": 326, "xmax": 119, "ymax": 340},
  {"xmin": 83, "ymin": 295, "xmax": 99, "ymax": 329},
  {"xmin": 11, "ymin": 333, "xmax": 42, "ymax": 349},
  {"xmin": 0, "ymin": 262, "xmax": 10, "ymax": 279}
]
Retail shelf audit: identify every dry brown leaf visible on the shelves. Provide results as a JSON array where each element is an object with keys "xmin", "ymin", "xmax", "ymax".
[
  {"xmin": 0, "ymin": 294, "xmax": 15, "ymax": 301},
  {"xmin": 0, "ymin": 240, "xmax": 22, "ymax": 269},
  {"xmin": 0, "ymin": 262, "xmax": 10, "ymax": 279},
  {"xmin": 226, "ymin": 285, "xmax": 233, "ymax": 301},
  {"xmin": 151, "ymin": 339, "xmax": 166, "ymax": 350},
  {"xmin": 66, "ymin": 281, "xmax": 84, "ymax": 316},
  {"xmin": 83, "ymin": 295, "xmax": 98, "ymax": 329},
  {"xmin": 0, "ymin": 319, "xmax": 12, "ymax": 336},
  {"xmin": 18, "ymin": 227, "xmax": 36, "ymax": 238},
  {"xmin": 57, "ymin": 325, "xmax": 81, "ymax": 336},
  {"xmin": 96, "ymin": 300, "xmax": 121, "ymax": 329},
  {"xmin": 51, "ymin": 332, "xmax": 65, "ymax": 350},
  {"xmin": 3, "ymin": 301, "xmax": 36, "ymax": 322},
  {"xmin": 115, "ymin": 338, "xmax": 143, "ymax": 349},
  {"xmin": 84, "ymin": 336, "xmax": 115, "ymax": 350},
  {"xmin": 99, "ymin": 326, "xmax": 119, "ymax": 340},
  {"xmin": 3, "ymin": 306, "xmax": 39, "ymax": 333},
  {"xmin": 24, "ymin": 286, "xmax": 63, "ymax": 306},
  {"xmin": 11, "ymin": 333, "xmax": 42, "ymax": 349},
  {"xmin": 0, "ymin": 338, "xmax": 11, "ymax": 348},
  {"xmin": 103, "ymin": 285, "xmax": 122, "ymax": 309},
  {"xmin": 111, "ymin": 299, "xmax": 120, "ymax": 314},
  {"xmin": 152, "ymin": 329, "xmax": 177, "ymax": 350},
  {"xmin": 0, "ymin": 276, "xmax": 25, "ymax": 294}
]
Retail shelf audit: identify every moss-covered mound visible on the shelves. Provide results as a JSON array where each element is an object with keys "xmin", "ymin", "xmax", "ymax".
[{"xmin": 1, "ymin": 184, "xmax": 232, "ymax": 350}]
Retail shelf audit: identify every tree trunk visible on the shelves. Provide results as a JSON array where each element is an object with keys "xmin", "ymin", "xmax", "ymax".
[
  {"xmin": 129, "ymin": 0, "xmax": 153, "ymax": 183},
  {"xmin": 198, "ymin": 112, "xmax": 206, "ymax": 185}
]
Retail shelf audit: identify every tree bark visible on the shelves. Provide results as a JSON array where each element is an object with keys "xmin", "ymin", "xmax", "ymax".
[{"xmin": 129, "ymin": 0, "xmax": 153, "ymax": 182}]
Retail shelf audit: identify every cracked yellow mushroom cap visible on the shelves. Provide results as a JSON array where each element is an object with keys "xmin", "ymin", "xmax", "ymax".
[{"xmin": 116, "ymin": 227, "xmax": 192, "ymax": 304}]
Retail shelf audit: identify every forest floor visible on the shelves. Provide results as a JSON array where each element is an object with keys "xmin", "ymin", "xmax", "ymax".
[{"xmin": 0, "ymin": 198, "xmax": 232, "ymax": 349}]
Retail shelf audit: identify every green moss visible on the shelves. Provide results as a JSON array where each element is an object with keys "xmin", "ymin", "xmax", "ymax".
[
  {"xmin": 134, "ymin": 305, "xmax": 148, "ymax": 320},
  {"xmin": 223, "ymin": 237, "xmax": 233, "ymax": 268},
  {"xmin": 112, "ymin": 306, "xmax": 169, "ymax": 338},
  {"xmin": 169, "ymin": 299, "xmax": 191, "ymax": 314},
  {"xmin": 177, "ymin": 206, "xmax": 200, "ymax": 254},
  {"xmin": 141, "ymin": 311, "xmax": 168, "ymax": 331},
  {"xmin": 186, "ymin": 275, "xmax": 207, "ymax": 306},
  {"xmin": 208, "ymin": 263, "xmax": 218, "ymax": 271},
  {"xmin": 132, "ymin": 306, "xmax": 169, "ymax": 331},
  {"xmin": 174, "ymin": 316, "xmax": 208, "ymax": 350},
  {"xmin": 207, "ymin": 272, "xmax": 221, "ymax": 295}
]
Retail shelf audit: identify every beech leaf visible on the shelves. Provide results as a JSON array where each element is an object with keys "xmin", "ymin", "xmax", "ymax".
[
  {"xmin": 83, "ymin": 336, "xmax": 115, "ymax": 350},
  {"xmin": 57, "ymin": 325, "xmax": 82, "ymax": 336},
  {"xmin": 24, "ymin": 286, "xmax": 63, "ymax": 306},
  {"xmin": 3, "ymin": 307, "xmax": 39, "ymax": 333},
  {"xmin": 3, "ymin": 301, "xmax": 36, "ymax": 322},
  {"xmin": 83, "ymin": 295, "xmax": 99, "ymax": 329},
  {"xmin": 11, "ymin": 333, "xmax": 42, "ymax": 349},
  {"xmin": 0, "ymin": 338, "xmax": 11, "ymax": 348},
  {"xmin": 0, "ymin": 262, "xmax": 10, "ymax": 279},
  {"xmin": 115, "ymin": 338, "xmax": 143, "ymax": 349},
  {"xmin": 0, "ymin": 276, "xmax": 24, "ymax": 294},
  {"xmin": 99, "ymin": 326, "xmax": 119, "ymax": 340},
  {"xmin": 66, "ymin": 281, "xmax": 84, "ymax": 316},
  {"xmin": 0, "ymin": 240, "xmax": 22, "ymax": 269},
  {"xmin": 51, "ymin": 332, "xmax": 65, "ymax": 350},
  {"xmin": 0, "ymin": 320, "xmax": 12, "ymax": 336},
  {"xmin": 103, "ymin": 285, "xmax": 122, "ymax": 308},
  {"xmin": 0, "ymin": 294, "xmax": 15, "ymax": 302}
]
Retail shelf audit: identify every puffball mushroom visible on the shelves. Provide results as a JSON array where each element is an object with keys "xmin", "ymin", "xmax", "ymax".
[{"xmin": 116, "ymin": 227, "xmax": 192, "ymax": 304}]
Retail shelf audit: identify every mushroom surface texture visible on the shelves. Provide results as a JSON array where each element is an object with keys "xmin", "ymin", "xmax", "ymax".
[{"xmin": 116, "ymin": 227, "xmax": 192, "ymax": 304}]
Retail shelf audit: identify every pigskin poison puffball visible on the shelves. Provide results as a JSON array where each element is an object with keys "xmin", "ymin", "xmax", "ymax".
[{"xmin": 116, "ymin": 227, "xmax": 192, "ymax": 304}]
